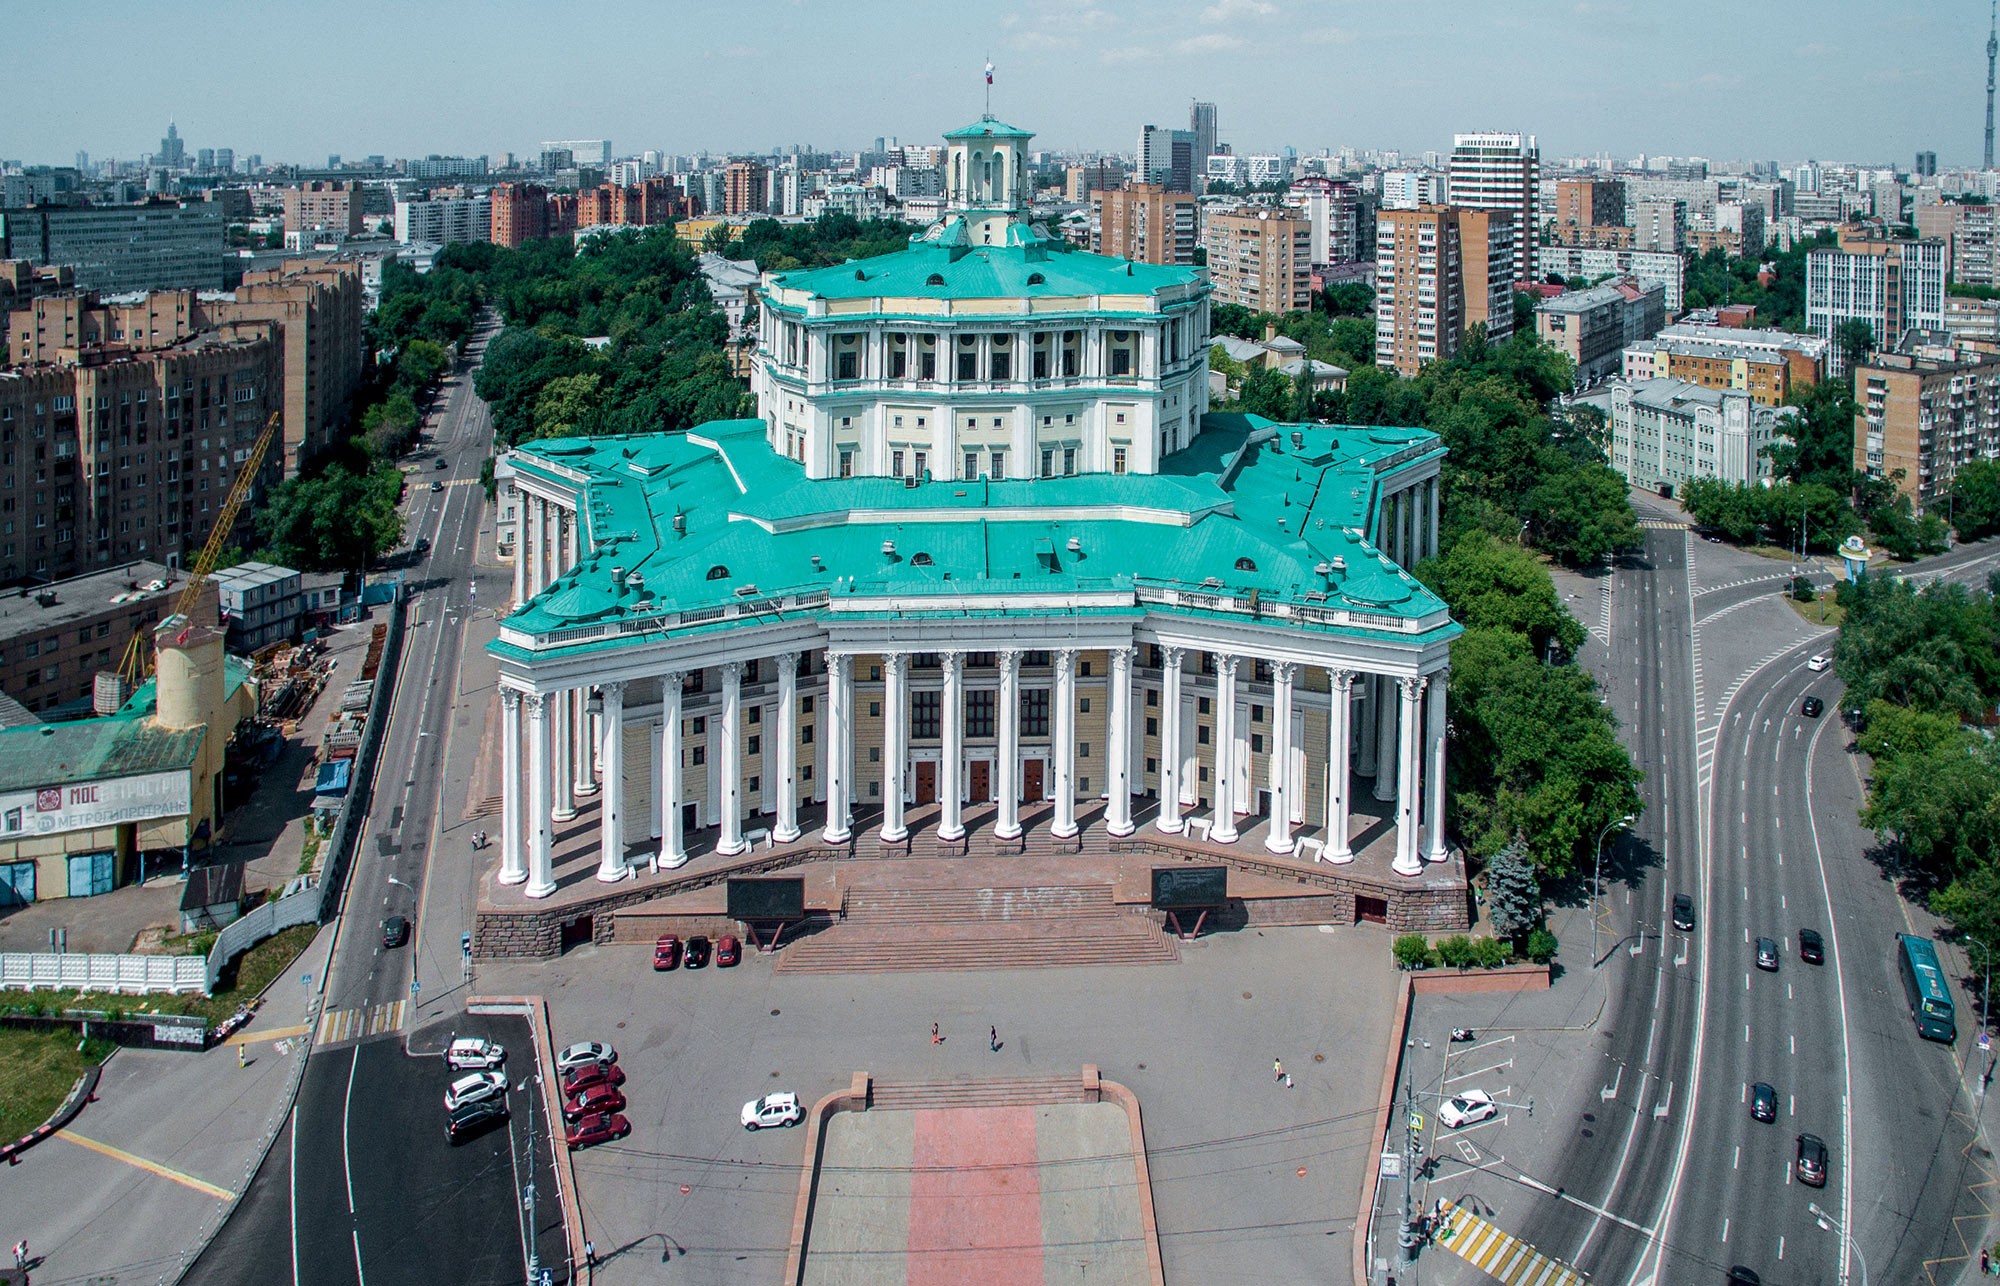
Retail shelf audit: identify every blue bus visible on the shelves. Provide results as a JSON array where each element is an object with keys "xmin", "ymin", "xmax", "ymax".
[{"xmin": 1897, "ymin": 934, "xmax": 1957, "ymax": 1042}]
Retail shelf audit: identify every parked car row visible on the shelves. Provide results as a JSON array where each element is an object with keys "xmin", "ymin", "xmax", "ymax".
[
  {"xmin": 444, "ymin": 1037, "xmax": 509, "ymax": 1144},
  {"xmin": 557, "ymin": 1041, "xmax": 631, "ymax": 1150},
  {"xmin": 654, "ymin": 933, "xmax": 740, "ymax": 971}
]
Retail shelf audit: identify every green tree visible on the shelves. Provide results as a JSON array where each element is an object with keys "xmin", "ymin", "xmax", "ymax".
[
  {"xmin": 530, "ymin": 371, "xmax": 603, "ymax": 441},
  {"xmin": 1321, "ymin": 283, "xmax": 1374, "ymax": 317},
  {"xmin": 1836, "ymin": 319, "xmax": 1875, "ymax": 377},
  {"xmin": 1524, "ymin": 461, "xmax": 1642, "ymax": 567},
  {"xmin": 1483, "ymin": 835, "xmax": 1542, "ymax": 939},
  {"xmin": 1950, "ymin": 459, "xmax": 2000, "ymax": 541},
  {"xmin": 1863, "ymin": 734, "xmax": 2000, "ymax": 880},
  {"xmin": 1416, "ymin": 530, "xmax": 1585, "ymax": 658},
  {"xmin": 255, "ymin": 464, "xmax": 405, "ymax": 570},
  {"xmin": 1836, "ymin": 575, "xmax": 2000, "ymax": 717}
]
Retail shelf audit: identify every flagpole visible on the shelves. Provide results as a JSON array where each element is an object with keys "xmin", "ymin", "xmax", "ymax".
[{"xmin": 984, "ymin": 56, "xmax": 991, "ymax": 116}]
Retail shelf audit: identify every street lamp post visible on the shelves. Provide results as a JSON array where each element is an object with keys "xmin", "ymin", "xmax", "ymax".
[
  {"xmin": 1809, "ymin": 1200, "xmax": 1869, "ymax": 1286},
  {"xmin": 1591, "ymin": 814, "xmax": 1638, "ymax": 968},
  {"xmin": 1968, "ymin": 934, "xmax": 1995, "ymax": 1104}
]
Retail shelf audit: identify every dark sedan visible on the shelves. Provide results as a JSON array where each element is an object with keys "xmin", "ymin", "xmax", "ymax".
[{"xmin": 684, "ymin": 935, "xmax": 712, "ymax": 968}]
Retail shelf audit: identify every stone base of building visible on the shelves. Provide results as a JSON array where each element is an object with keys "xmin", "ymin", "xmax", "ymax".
[{"xmin": 474, "ymin": 795, "xmax": 1469, "ymax": 961}]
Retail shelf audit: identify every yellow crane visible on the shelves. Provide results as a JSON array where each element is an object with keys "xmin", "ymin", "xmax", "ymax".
[{"xmin": 116, "ymin": 411, "xmax": 283, "ymax": 685}]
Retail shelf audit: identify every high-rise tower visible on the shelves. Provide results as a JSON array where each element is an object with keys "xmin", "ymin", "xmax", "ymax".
[{"xmin": 1987, "ymin": 0, "xmax": 1996, "ymax": 169}]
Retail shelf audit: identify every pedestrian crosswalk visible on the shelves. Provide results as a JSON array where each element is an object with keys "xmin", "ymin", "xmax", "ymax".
[
  {"xmin": 1433, "ymin": 1201, "xmax": 1588, "ymax": 1286},
  {"xmin": 1638, "ymin": 519, "xmax": 1688, "ymax": 530},
  {"xmin": 316, "ymin": 999, "xmax": 407, "ymax": 1045}
]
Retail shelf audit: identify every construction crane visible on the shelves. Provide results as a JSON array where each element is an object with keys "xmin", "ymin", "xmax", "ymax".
[{"xmin": 116, "ymin": 411, "xmax": 283, "ymax": 685}]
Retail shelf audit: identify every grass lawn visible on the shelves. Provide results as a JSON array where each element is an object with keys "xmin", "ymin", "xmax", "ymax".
[
  {"xmin": 0, "ymin": 922, "xmax": 320, "ymax": 1027},
  {"xmin": 1784, "ymin": 594, "xmax": 1846, "ymax": 629},
  {"xmin": 0, "ymin": 1027, "xmax": 114, "ymax": 1144}
]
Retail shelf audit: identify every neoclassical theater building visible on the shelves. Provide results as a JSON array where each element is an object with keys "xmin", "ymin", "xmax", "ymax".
[{"xmin": 481, "ymin": 118, "xmax": 1470, "ymax": 955}]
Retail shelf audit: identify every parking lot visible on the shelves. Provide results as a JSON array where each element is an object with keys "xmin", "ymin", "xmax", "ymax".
[{"xmin": 473, "ymin": 921, "xmax": 1400, "ymax": 1283}]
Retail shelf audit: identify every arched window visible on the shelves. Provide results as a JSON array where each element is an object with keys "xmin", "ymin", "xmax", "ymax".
[
  {"xmin": 1234, "ymin": 557, "xmax": 1257, "ymax": 572},
  {"xmin": 926, "ymin": 273, "xmax": 946, "ymax": 286},
  {"xmin": 706, "ymin": 565, "xmax": 730, "ymax": 580},
  {"xmin": 910, "ymin": 552, "xmax": 934, "ymax": 566},
  {"xmin": 1027, "ymin": 272, "xmax": 1045, "ymax": 286}
]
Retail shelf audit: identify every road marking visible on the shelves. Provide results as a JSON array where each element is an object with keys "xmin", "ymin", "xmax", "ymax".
[
  {"xmin": 221, "ymin": 1021, "xmax": 312, "ymax": 1047},
  {"xmin": 1435, "ymin": 1202, "xmax": 1589, "ymax": 1286},
  {"xmin": 1447, "ymin": 1058, "xmax": 1514, "ymax": 1084},
  {"xmin": 316, "ymin": 999, "xmax": 408, "ymax": 1044},
  {"xmin": 58, "ymin": 1129, "xmax": 234, "ymax": 1200},
  {"xmin": 1722, "ymin": 1217, "xmax": 1730, "ymax": 1243}
]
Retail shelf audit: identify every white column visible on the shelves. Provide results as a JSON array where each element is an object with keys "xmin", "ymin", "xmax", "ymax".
[
  {"xmin": 595, "ymin": 681, "xmax": 627, "ymax": 882},
  {"xmin": 1052, "ymin": 648, "xmax": 1078, "ymax": 839},
  {"xmin": 573, "ymin": 688, "xmax": 598, "ymax": 797},
  {"xmin": 775, "ymin": 652, "xmax": 801, "ymax": 844},
  {"xmin": 1394, "ymin": 675, "xmax": 1425, "ymax": 876},
  {"xmin": 1424, "ymin": 668, "xmax": 1450, "ymax": 863},
  {"xmin": 995, "ymin": 650, "xmax": 1022, "ymax": 840},
  {"xmin": 1355, "ymin": 674, "xmax": 1377, "ymax": 777},
  {"xmin": 512, "ymin": 493, "xmax": 527, "ymax": 608},
  {"xmin": 1265, "ymin": 661, "xmax": 1296, "ymax": 855},
  {"xmin": 1157, "ymin": 647, "xmax": 1185, "ymax": 833},
  {"xmin": 717, "ymin": 661, "xmax": 746, "ymax": 856},
  {"xmin": 526, "ymin": 693, "xmax": 556, "ymax": 898},
  {"xmin": 939, "ymin": 652, "xmax": 965, "ymax": 841},
  {"xmin": 881, "ymin": 652, "xmax": 908, "ymax": 843},
  {"xmin": 551, "ymin": 688, "xmax": 577, "ymax": 821},
  {"xmin": 1427, "ymin": 478, "xmax": 1440, "ymax": 560},
  {"xmin": 1326, "ymin": 669, "xmax": 1354, "ymax": 863},
  {"xmin": 1373, "ymin": 675, "xmax": 1397, "ymax": 802},
  {"xmin": 824, "ymin": 653, "xmax": 853, "ymax": 844},
  {"xmin": 1211, "ymin": 655, "xmax": 1240, "ymax": 844},
  {"xmin": 660, "ymin": 672, "xmax": 686, "ymax": 868},
  {"xmin": 499, "ymin": 688, "xmax": 527, "ymax": 884},
  {"xmin": 1107, "ymin": 646, "xmax": 1134, "ymax": 837}
]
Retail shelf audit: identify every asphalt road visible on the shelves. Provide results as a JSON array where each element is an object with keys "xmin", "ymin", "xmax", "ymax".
[
  {"xmin": 190, "ymin": 318, "xmax": 567, "ymax": 1286},
  {"xmin": 1503, "ymin": 525, "xmax": 1704, "ymax": 1284},
  {"xmin": 1660, "ymin": 642, "xmax": 1987, "ymax": 1285}
]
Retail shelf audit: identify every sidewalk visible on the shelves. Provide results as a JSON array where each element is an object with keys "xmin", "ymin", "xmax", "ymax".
[{"xmin": 0, "ymin": 922, "xmax": 334, "ymax": 1285}]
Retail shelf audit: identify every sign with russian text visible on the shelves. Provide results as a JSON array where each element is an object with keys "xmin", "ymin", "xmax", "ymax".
[{"xmin": 0, "ymin": 771, "xmax": 192, "ymax": 838}]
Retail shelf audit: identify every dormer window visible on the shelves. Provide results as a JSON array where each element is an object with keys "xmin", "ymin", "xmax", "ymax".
[
  {"xmin": 706, "ymin": 565, "xmax": 730, "ymax": 581},
  {"xmin": 911, "ymin": 552, "xmax": 934, "ymax": 566},
  {"xmin": 926, "ymin": 273, "xmax": 946, "ymax": 286},
  {"xmin": 1234, "ymin": 557, "xmax": 1257, "ymax": 573}
]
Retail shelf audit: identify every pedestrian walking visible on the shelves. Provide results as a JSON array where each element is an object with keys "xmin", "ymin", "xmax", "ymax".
[
  {"xmin": 13, "ymin": 1238, "xmax": 26, "ymax": 1268},
  {"xmin": 989, "ymin": 1025, "xmax": 999, "ymax": 1052},
  {"xmin": 931, "ymin": 1022, "xmax": 941, "ymax": 1045},
  {"xmin": 1284, "ymin": 1073, "xmax": 1293, "ymax": 1089},
  {"xmin": 237, "ymin": 1043, "xmax": 247, "ymax": 1069},
  {"xmin": 1274, "ymin": 1057, "xmax": 1284, "ymax": 1082},
  {"xmin": 584, "ymin": 1240, "xmax": 597, "ymax": 1267}
]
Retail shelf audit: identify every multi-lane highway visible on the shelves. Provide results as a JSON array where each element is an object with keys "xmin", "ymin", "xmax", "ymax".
[{"xmin": 192, "ymin": 318, "xmax": 565, "ymax": 1286}]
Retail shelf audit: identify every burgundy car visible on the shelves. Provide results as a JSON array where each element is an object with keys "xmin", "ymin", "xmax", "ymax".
[
  {"xmin": 716, "ymin": 934, "xmax": 741, "ymax": 967},
  {"xmin": 561, "ymin": 1061, "xmax": 626, "ymax": 1098},
  {"xmin": 565, "ymin": 1110, "xmax": 631, "ymax": 1150},
  {"xmin": 653, "ymin": 935, "xmax": 681, "ymax": 971},
  {"xmin": 562, "ymin": 1083, "xmax": 626, "ymax": 1124}
]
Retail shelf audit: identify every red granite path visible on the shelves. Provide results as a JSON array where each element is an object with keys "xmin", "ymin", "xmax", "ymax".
[{"xmin": 908, "ymin": 1105, "xmax": 1045, "ymax": 1286}]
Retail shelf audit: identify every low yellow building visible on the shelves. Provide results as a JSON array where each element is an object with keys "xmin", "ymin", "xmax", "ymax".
[{"xmin": 0, "ymin": 616, "xmax": 255, "ymax": 904}]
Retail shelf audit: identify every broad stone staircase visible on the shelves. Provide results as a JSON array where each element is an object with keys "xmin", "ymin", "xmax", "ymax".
[
  {"xmin": 773, "ymin": 883, "xmax": 1179, "ymax": 974},
  {"xmin": 868, "ymin": 1076, "xmax": 1096, "ymax": 1110}
]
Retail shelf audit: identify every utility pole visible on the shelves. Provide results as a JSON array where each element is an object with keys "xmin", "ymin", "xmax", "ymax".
[
  {"xmin": 1399, "ymin": 1068, "xmax": 1423, "ymax": 1263},
  {"xmin": 523, "ymin": 1074, "xmax": 542, "ymax": 1286}
]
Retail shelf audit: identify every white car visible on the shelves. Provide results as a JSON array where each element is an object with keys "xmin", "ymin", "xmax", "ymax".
[
  {"xmin": 445, "ymin": 1037, "xmax": 505, "ymax": 1071},
  {"xmin": 1437, "ymin": 1090, "xmax": 1498, "ymax": 1130},
  {"xmin": 741, "ymin": 1091, "xmax": 804, "ymax": 1130},
  {"xmin": 1807, "ymin": 654, "xmax": 1830, "ymax": 672},
  {"xmin": 444, "ymin": 1070, "xmax": 507, "ymax": 1111},
  {"xmin": 556, "ymin": 1041, "xmax": 616, "ymax": 1073}
]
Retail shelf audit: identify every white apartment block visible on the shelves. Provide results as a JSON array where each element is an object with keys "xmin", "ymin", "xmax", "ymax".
[
  {"xmin": 1596, "ymin": 378, "xmax": 1793, "ymax": 493},
  {"xmin": 1380, "ymin": 170, "xmax": 1444, "ymax": 210},
  {"xmin": 1536, "ymin": 246, "xmax": 1687, "ymax": 312},
  {"xmin": 1447, "ymin": 131, "xmax": 1538, "ymax": 282},
  {"xmin": 1805, "ymin": 238, "xmax": 1949, "ymax": 374},
  {"xmin": 393, "ymin": 197, "xmax": 491, "ymax": 246}
]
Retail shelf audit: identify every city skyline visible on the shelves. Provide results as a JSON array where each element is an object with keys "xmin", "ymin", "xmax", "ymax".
[{"xmin": 5, "ymin": 0, "xmax": 1985, "ymax": 168}]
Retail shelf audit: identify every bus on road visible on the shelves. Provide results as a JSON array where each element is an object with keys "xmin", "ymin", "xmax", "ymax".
[{"xmin": 1897, "ymin": 933, "xmax": 1957, "ymax": 1042}]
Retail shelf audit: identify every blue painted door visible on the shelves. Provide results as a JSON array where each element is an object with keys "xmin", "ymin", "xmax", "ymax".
[
  {"xmin": 0, "ymin": 861, "xmax": 34, "ymax": 906},
  {"xmin": 65, "ymin": 851, "xmax": 114, "ymax": 897}
]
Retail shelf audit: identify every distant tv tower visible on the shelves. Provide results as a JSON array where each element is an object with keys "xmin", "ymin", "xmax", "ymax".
[{"xmin": 1987, "ymin": 0, "xmax": 1997, "ymax": 169}]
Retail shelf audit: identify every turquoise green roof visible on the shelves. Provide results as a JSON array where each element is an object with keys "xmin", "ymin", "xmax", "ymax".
[
  {"xmin": 495, "ymin": 415, "xmax": 1455, "ymax": 658},
  {"xmin": 767, "ymin": 219, "xmax": 1201, "ymax": 306},
  {"xmin": 942, "ymin": 117, "xmax": 1034, "ymax": 140},
  {"xmin": 0, "ymin": 652, "xmax": 256, "ymax": 791}
]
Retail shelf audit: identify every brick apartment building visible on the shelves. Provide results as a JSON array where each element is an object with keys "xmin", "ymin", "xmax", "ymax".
[
  {"xmin": 0, "ymin": 321, "xmax": 283, "ymax": 586},
  {"xmin": 1091, "ymin": 184, "xmax": 1197, "ymax": 266},
  {"xmin": 1374, "ymin": 205, "xmax": 1515, "ymax": 376},
  {"xmin": 723, "ymin": 161, "xmax": 769, "ymax": 217},
  {"xmin": 6, "ymin": 258, "xmax": 365, "ymax": 474},
  {"xmin": 1203, "ymin": 208, "xmax": 1312, "ymax": 313},
  {"xmin": 1534, "ymin": 277, "xmax": 1665, "ymax": 385},
  {"xmin": 1622, "ymin": 324, "xmax": 1827, "ymax": 407},
  {"xmin": 281, "ymin": 181, "xmax": 365, "ymax": 236},
  {"xmin": 1854, "ymin": 350, "xmax": 2000, "ymax": 512}
]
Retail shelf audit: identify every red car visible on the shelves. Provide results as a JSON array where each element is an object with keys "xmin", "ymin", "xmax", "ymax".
[
  {"xmin": 653, "ymin": 935, "xmax": 682, "ymax": 971},
  {"xmin": 561, "ymin": 1061, "xmax": 626, "ymax": 1098},
  {"xmin": 716, "ymin": 934, "xmax": 741, "ymax": 967},
  {"xmin": 565, "ymin": 1110, "xmax": 631, "ymax": 1150},
  {"xmin": 562, "ymin": 1083, "xmax": 626, "ymax": 1124}
]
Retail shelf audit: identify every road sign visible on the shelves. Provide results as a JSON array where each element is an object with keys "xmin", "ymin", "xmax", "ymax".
[
  {"xmin": 1381, "ymin": 1149, "xmax": 1403, "ymax": 1178},
  {"xmin": 1981, "ymin": 1031, "xmax": 1992, "ymax": 1053},
  {"xmin": 410, "ymin": 979, "xmax": 421, "ymax": 999},
  {"xmin": 1409, "ymin": 1113, "xmax": 1425, "ymax": 1133},
  {"xmin": 461, "ymin": 932, "xmax": 472, "ymax": 956}
]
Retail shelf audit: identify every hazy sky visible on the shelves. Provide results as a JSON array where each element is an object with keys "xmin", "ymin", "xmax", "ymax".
[{"xmin": 6, "ymin": 1, "xmax": 1986, "ymax": 168}]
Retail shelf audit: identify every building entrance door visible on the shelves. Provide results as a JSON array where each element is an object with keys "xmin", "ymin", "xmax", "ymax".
[
  {"xmin": 1022, "ymin": 757, "xmax": 1045, "ymax": 802},
  {"xmin": 968, "ymin": 759, "xmax": 991, "ymax": 803},
  {"xmin": 913, "ymin": 760, "xmax": 937, "ymax": 806}
]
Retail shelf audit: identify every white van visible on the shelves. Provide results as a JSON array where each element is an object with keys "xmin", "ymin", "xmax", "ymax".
[{"xmin": 445, "ymin": 1036, "xmax": 505, "ymax": 1070}]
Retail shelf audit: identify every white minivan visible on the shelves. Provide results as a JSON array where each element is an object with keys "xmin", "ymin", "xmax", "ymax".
[
  {"xmin": 1807, "ymin": 654, "xmax": 1830, "ymax": 672},
  {"xmin": 446, "ymin": 1037, "xmax": 505, "ymax": 1071}
]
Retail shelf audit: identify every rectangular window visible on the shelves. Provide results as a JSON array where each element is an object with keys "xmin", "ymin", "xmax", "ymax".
[
  {"xmin": 990, "ymin": 350, "xmax": 1010, "ymax": 380},
  {"xmin": 892, "ymin": 449, "xmax": 904, "ymax": 478},
  {"xmin": 966, "ymin": 690, "xmax": 996, "ymax": 737},
  {"xmin": 1146, "ymin": 716, "xmax": 1159, "ymax": 736},
  {"xmin": 1021, "ymin": 688, "xmax": 1051, "ymax": 737},
  {"xmin": 692, "ymin": 716, "xmax": 707, "ymax": 734},
  {"xmin": 911, "ymin": 690, "xmax": 941, "ymax": 739},
  {"xmin": 1063, "ymin": 447, "xmax": 1077, "ymax": 475},
  {"xmin": 919, "ymin": 351, "xmax": 937, "ymax": 380},
  {"xmin": 839, "ymin": 449, "xmax": 854, "ymax": 478},
  {"xmin": 990, "ymin": 450, "xmax": 1006, "ymax": 480},
  {"xmin": 1040, "ymin": 448, "xmax": 1054, "ymax": 478},
  {"xmin": 964, "ymin": 451, "xmax": 978, "ymax": 481},
  {"xmin": 692, "ymin": 745, "xmax": 706, "ymax": 765},
  {"xmin": 958, "ymin": 350, "xmax": 978, "ymax": 381},
  {"xmin": 913, "ymin": 451, "xmax": 927, "ymax": 478},
  {"xmin": 836, "ymin": 352, "xmax": 857, "ymax": 380},
  {"xmin": 1113, "ymin": 447, "xmax": 1127, "ymax": 474}
]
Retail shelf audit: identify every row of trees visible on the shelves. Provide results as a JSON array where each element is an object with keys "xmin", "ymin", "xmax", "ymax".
[{"xmin": 1836, "ymin": 575, "xmax": 2000, "ymax": 966}]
